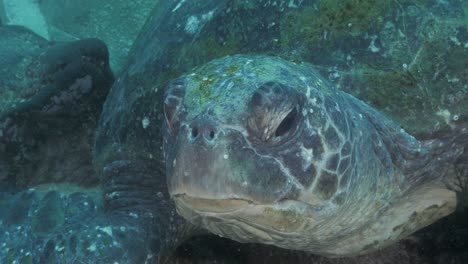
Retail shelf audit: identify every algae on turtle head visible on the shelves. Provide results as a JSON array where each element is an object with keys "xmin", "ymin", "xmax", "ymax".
[{"xmin": 164, "ymin": 54, "xmax": 468, "ymax": 257}]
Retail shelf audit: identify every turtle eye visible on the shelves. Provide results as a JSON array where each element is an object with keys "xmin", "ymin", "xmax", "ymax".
[
  {"xmin": 247, "ymin": 82, "xmax": 303, "ymax": 144},
  {"xmin": 164, "ymin": 79, "xmax": 186, "ymax": 133},
  {"xmin": 274, "ymin": 105, "xmax": 299, "ymax": 138}
]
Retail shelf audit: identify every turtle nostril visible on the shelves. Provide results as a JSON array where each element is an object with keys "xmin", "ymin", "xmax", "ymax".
[
  {"xmin": 188, "ymin": 119, "xmax": 218, "ymax": 143},
  {"xmin": 205, "ymin": 125, "xmax": 217, "ymax": 141},
  {"xmin": 191, "ymin": 127, "xmax": 199, "ymax": 138},
  {"xmin": 209, "ymin": 130, "xmax": 215, "ymax": 140}
]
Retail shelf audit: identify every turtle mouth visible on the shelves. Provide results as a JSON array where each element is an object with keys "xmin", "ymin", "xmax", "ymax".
[
  {"xmin": 172, "ymin": 193, "xmax": 323, "ymax": 218},
  {"xmin": 172, "ymin": 193, "xmax": 323, "ymax": 249},
  {"xmin": 172, "ymin": 193, "xmax": 322, "ymax": 229},
  {"xmin": 173, "ymin": 194, "xmax": 254, "ymax": 213}
]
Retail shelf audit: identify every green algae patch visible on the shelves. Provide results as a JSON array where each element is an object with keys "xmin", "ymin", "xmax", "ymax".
[
  {"xmin": 348, "ymin": 66, "xmax": 433, "ymax": 129},
  {"xmin": 191, "ymin": 76, "xmax": 219, "ymax": 105},
  {"xmin": 280, "ymin": 0, "xmax": 392, "ymax": 50},
  {"xmin": 180, "ymin": 35, "xmax": 240, "ymax": 66},
  {"xmin": 276, "ymin": 0, "xmax": 468, "ymax": 135}
]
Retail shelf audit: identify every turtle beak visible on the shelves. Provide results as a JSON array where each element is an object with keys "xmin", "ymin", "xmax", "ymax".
[
  {"xmin": 166, "ymin": 117, "xmax": 243, "ymax": 201},
  {"xmin": 166, "ymin": 117, "xmax": 298, "ymax": 205}
]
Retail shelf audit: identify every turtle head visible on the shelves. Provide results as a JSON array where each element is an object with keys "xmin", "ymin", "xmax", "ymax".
[{"xmin": 164, "ymin": 55, "xmax": 337, "ymax": 247}]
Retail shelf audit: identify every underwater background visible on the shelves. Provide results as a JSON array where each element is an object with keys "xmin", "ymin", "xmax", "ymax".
[{"xmin": 0, "ymin": 0, "xmax": 467, "ymax": 263}]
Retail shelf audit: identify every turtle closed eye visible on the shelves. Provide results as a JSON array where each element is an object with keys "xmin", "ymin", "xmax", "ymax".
[
  {"xmin": 247, "ymin": 82, "xmax": 302, "ymax": 144},
  {"xmin": 275, "ymin": 105, "xmax": 299, "ymax": 138}
]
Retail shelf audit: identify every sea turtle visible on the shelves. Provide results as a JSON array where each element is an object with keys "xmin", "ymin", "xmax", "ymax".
[
  {"xmin": 0, "ymin": 0, "xmax": 466, "ymax": 263},
  {"xmin": 164, "ymin": 56, "xmax": 468, "ymax": 256},
  {"xmin": 0, "ymin": 25, "xmax": 113, "ymax": 190},
  {"xmin": 92, "ymin": 0, "xmax": 467, "ymax": 261},
  {"xmin": 164, "ymin": 54, "xmax": 468, "ymax": 256}
]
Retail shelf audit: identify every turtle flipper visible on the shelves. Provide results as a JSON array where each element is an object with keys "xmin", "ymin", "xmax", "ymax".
[{"xmin": 101, "ymin": 160, "xmax": 199, "ymax": 261}]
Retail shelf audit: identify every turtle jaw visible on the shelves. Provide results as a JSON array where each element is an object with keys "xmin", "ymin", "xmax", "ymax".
[
  {"xmin": 172, "ymin": 193, "xmax": 319, "ymax": 245},
  {"xmin": 172, "ymin": 194, "xmax": 253, "ymax": 213}
]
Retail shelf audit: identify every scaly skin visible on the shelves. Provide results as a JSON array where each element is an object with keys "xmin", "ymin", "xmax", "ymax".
[{"xmin": 164, "ymin": 55, "xmax": 467, "ymax": 256}]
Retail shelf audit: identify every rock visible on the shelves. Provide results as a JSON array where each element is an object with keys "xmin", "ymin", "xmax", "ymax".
[{"xmin": 0, "ymin": 25, "xmax": 113, "ymax": 191}]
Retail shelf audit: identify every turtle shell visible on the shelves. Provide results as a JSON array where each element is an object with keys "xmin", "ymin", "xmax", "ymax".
[{"xmin": 94, "ymin": 0, "xmax": 466, "ymax": 172}]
